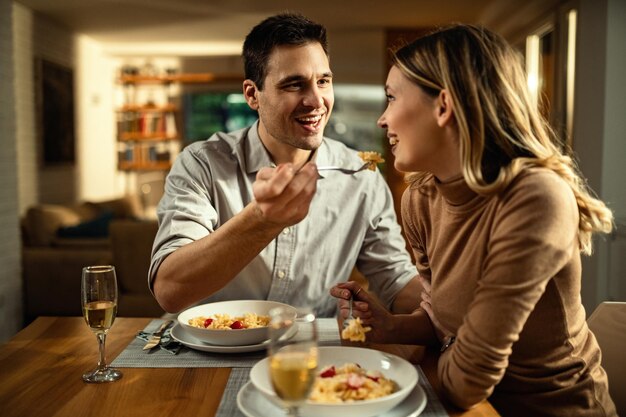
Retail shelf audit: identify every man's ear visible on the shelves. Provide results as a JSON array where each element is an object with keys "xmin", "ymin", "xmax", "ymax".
[
  {"xmin": 243, "ymin": 79, "xmax": 260, "ymax": 110},
  {"xmin": 436, "ymin": 89, "xmax": 455, "ymax": 127}
]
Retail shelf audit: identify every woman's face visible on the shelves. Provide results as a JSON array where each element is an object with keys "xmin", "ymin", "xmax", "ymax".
[{"xmin": 377, "ymin": 66, "xmax": 459, "ymax": 179}]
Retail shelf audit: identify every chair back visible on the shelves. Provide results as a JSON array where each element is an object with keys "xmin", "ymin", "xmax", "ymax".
[{"xmin": 587, "ymin": 301, "xmax": 626, "ymax": 414}]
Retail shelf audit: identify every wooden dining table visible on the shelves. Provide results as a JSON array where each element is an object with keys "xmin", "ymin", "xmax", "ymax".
[{"xmin": 0, "ymin": 317, "xmax": 500, "ymax": 417}]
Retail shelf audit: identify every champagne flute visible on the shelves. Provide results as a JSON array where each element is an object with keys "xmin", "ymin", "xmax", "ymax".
[
  {"xmin": 81, "ymin": 265, "xmax": 122, "ymax": 383},
  {"xmin": 268, "ymin": 307, "xmax": 318, "ymax": 417}
]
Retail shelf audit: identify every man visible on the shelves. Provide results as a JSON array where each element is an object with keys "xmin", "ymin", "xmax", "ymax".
[{"xmin": 149, "ymin": 13, "xmax": 420, "ymax": 317}]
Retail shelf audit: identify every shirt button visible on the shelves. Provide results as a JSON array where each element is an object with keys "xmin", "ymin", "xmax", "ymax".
[
  {"xmin": 282, "ymin": 228, "xmax": 290, "ymax": 235},
  {"xmin": 277, "ymin": 270, "xmax": 286, "ymax": 279}
]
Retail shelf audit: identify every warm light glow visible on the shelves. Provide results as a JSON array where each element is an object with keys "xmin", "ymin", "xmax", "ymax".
[
  {"xmin": 102, "ymin": 42, "xmax": 242, "ymax": 56},
  {"xmin": 566, "ymin": 9, "xmax": 577, "ymax": 142},
  {"xmin": 526, "ymin": 34, "xmax": 541, "ymax": 106},
  {"xmin": 527, "ymin": 73, "xmax": 539, "ymax": 96}
]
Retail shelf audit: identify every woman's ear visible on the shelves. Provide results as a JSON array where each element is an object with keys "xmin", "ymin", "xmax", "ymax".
[
  {"xmin": 243, "ymin": 80, "xmax": 260, "ymax": 110},
  {"xmin": 436, "ymin": 89, "xmax": 455, "ymax": 127}
]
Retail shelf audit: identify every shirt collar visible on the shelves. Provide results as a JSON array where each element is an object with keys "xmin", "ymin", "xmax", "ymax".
[{"xmin": 244, "ymin": 121, "xmax": 274, "ymax": 175}]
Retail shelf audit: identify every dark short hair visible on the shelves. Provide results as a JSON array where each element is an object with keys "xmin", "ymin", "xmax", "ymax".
[{"xmin": 243, "ymin": 13, "xmax": 328, "ymax": 90}]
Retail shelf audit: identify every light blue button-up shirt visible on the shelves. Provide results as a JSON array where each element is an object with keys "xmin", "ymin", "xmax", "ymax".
[{"xmin": 149, "ymin": 121, "xmax": 416, "ymax": 317}]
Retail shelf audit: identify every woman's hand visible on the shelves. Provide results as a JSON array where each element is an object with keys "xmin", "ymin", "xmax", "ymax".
[
  {"xmin": 329, "ymin": 282, "xmax": 396, "ymax": 344},
  {"xmin": 418, "ymin": 276, "xmax": 453, "ymax": 343}
]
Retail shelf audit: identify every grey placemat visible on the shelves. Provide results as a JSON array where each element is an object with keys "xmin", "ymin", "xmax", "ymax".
[
  {"xmin": 416, "ymin": 366, "xmax": 449, "ymax": 416},
  {"xmin": 215, "ymin": 365, "xmax": 449, "ymax": 417},
  {"xmin": 111, "ymin": 318, "xmax": 341, "ymax": 368},
  {"xmin": 215, "ymin": 368, "xmax": 251, "ymax": 417}
]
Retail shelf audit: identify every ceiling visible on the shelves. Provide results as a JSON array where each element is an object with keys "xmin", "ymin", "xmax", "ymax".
[{"xmin": 16, "ymin": 0, "xmax": 559, "ymax": 55}]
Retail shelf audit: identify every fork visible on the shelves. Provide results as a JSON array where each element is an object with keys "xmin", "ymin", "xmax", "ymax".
[
  {"xmin": 317, "ymin": 162, "xmax": 370, "ymax": 175},
  {"xmin": 343, "ymin": 294, "xmax": 354, "ymax": 329},
  {"xmin": 142, "ymin": 319, "xmax": 173, "ymax": 351}
]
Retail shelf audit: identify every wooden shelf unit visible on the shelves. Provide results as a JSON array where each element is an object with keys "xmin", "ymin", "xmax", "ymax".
[
  {"xmin": 116, "ymin": 71, "xmax": 243, "ymax": 173},
  {"xmin": 118, "ymin": 103, "xmax": 178, "ymax": 112},
  {"xmin": 119, "ymin": 73, "xmax": 243, "ymax": 85},
  {"xmin": 118, "ymin": 160, "xmax": 172, "ymax": 171}
]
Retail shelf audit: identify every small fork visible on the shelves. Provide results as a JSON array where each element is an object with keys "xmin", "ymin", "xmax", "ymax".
[
  {"xmin": 142, "ymin": 319, "xmax": 173, "ymax": 351},
  {"xmin": 317, "ymin": 162, "xmax": 370, "ymax": 175},
  {"xmin": 343, "ymin": 294, "xmax": 354, "ymax": 329}
]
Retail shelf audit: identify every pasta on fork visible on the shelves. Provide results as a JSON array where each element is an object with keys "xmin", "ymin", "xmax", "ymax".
[{"xmin": 357, "ymin": 151, "xmax": 385, "ymax": 171}]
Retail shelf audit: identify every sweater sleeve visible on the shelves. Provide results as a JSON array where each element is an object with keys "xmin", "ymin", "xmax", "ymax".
[
  {"xmin": 401, "ymin": 184, "xmax": 431, "ymax": 279},
  {"xmin": 437, "ymin": 171, "xmax": 579, "ymax": 409}
]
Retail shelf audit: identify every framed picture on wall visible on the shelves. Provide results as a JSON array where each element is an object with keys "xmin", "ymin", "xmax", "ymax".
[{"xmin": 36, "ymin": 58, "xmax": 75, "ymax": 165}]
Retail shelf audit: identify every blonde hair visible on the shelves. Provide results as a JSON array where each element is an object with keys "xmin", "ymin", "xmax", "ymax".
[{"xmin": 391, "ymin": 24, "xmax": 613, "ymax": 254}]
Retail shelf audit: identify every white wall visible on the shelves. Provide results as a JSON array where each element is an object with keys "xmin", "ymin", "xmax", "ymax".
[
  {"xmin": 1, "ymin": 0, "xmax": 23, "ymax": 343},
  {"xmin": 32, "ymin": 8, "xmax": 77, "ymax": 205},
  {"xmin": 75, "ymin": 35, "xmax": 122, "ymax": 201},
  {"xmin": 601, "ymin": 0, "xmax": 626, "ymax": 219},
  {"xmin": 13, "ymin": 4, "xmax": 78, "ymax": 210},
  {"xmin": 601, "ymin": 0, "xmax": 626, "ymax": 301},
  {"xmin": 14, "ymin": 9, "xmax": 123, "ymax": 208},
  {"xmin": 13, "ymin": 3, "xmax": 38, "ymax": 214},
  {"xmin": 574, "ymin": 0, "xmax": 626, "ymax": 309}
]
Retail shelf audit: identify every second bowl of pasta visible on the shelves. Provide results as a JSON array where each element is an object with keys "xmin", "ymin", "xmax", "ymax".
[
  {"xmin": 178, "ymin": 300, "xmax": 297, "ymax": 346},
  {"xmin": 249, "ymin": 346, "xmax": 418, "ymax": 417}
]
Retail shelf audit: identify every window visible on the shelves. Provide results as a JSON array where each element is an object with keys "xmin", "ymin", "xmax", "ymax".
[{"xmin": 525, "ymin": 7, "xmax": 577, "ymax": 146}]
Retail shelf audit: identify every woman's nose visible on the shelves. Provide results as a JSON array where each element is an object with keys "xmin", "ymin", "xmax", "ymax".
[{"xmin": 377, "ymin": 114, "xmax": 387, "ymax": 129}]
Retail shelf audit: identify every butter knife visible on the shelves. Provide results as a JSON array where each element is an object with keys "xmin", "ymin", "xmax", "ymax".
[{"xmin": 143, "ymin": 320, "xmax": 174, "ymax": 351}]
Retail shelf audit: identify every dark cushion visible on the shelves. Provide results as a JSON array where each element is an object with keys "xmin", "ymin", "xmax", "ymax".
[
  {"xmin": 56, "ymin": 211, "xmax": 114, "ymax": 238},
  {"xmin": 23, "ymin": 204, "xmax": 83, "ymax": 246},
  {"xmin": 51, "ymin": 237, "xmax": 110, "ymax": 249}
]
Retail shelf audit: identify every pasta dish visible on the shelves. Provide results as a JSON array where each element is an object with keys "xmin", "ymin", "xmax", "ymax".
[
  {"xmin": 309, "ymin": 362, "xmax": 397, "ymax": 403},
  {"xmin": 357, "ymin": 151, "xmax": 385, "ymax": 170},
  {"xmin": 188, "ymin": 313, "xmax": 270, "ymax": 330},
  {"xmin": 341, "ymin": 317, "xmax": 371, "ymax": 342}
]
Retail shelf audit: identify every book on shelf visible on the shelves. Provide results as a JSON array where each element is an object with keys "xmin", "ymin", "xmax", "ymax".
[
  {"xmin": 119, "ymin": 143, "xmax": 171, "ymax": 164},
  {"xmin": 165, "ymin": 112, "xmax": 177, "ymax": 137},
  {"xmin": 116, "ymin": 109, "xmax": 178, "ymax": 139}
]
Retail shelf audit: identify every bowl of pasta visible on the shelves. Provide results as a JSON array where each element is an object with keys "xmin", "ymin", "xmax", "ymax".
[
  {"xmin": 249, "ymin": 346, "xmax": 418, "ymax": 417},
  {"xmin": 178, "ymin": 300, "xmax": 297, "ymax": 346}
]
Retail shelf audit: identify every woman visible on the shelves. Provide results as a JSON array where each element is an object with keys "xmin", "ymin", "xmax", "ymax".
[{"xmin": 330, "ymin": 24, "xmax": 616, "ymax": 416}]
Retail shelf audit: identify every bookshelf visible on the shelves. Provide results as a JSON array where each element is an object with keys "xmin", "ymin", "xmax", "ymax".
[{"xmin": 115, "ymin": 72, "xmax": 242, "ymax": 172}]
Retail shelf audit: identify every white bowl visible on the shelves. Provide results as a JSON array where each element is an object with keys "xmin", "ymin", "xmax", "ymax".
[
  {"xmin": 177, "ymin": 300, "xmax": 297, "ymax": 346},
  {"xmin": 249, "ymin": 346, "xmax": 418, "ymax": 417}
]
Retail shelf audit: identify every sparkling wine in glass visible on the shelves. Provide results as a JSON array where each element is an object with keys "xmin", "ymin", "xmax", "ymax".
[
  {"xmin": 268, "ymin": 307, "xmax": 318, "ymax": 417},
  {"xmin": 81, "ymin": 265, "xmax": 122, "ymax": 383}
]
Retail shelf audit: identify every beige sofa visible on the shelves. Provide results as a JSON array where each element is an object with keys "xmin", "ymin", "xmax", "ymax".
[{"xmin": 21, "ymin": 196, "xmax": 165, "ymax": 324}]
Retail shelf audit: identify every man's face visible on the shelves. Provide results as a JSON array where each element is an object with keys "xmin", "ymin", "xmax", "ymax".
[{"xmin": 245, "ymin": 42, "xmax": 334, "ymax": 152}]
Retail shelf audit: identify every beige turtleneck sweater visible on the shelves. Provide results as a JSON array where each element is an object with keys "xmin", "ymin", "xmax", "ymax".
[{"xmin": 401, "ymin": 167, "xmax": 616, "ymax": 417}]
